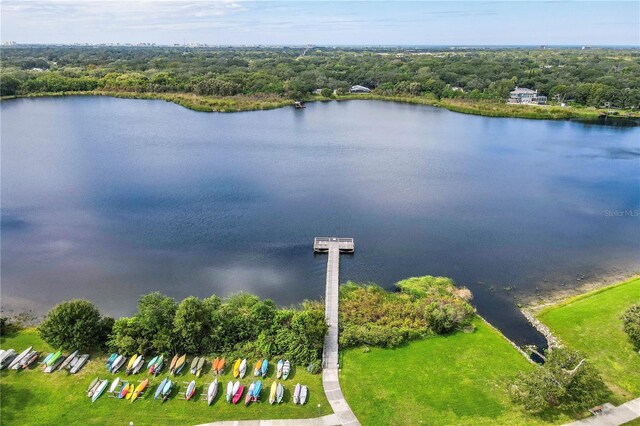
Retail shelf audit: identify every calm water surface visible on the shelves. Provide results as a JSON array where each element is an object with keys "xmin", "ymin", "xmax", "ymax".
[{"xmin": 2, "ymin": 97, "xmax": 639, "ymax": 348}]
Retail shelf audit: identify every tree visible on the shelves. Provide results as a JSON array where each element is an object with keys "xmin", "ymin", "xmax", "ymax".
[
  {"xmin": 622, "ymin": 305, "xmax": 640, "ymax": 350},
  {"xmin": 0, "ymin": 74, "xmax": 21, "ymax": 96},
  {"xmin": 510, "ymin": 348, "xmax": 610, "ymax": 412},
  {"xmin": 173, "ymin": 296, "xmax": 214, "ymax": 354},
  {"xmin": 320, "ymin": 87, "xmax": 332, "ymax": 97},
  {"xmin": 38, "ymin": 300, "xmax": 107, "ymax": 351},
  {"xmin": 135, "ymin": 292, "xmax": 177, "ymax": 353}
]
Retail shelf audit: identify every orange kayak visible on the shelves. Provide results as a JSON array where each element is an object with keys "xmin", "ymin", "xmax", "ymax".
[
  {"xmin": 169, "ymin": 354, "xmax": 178, "ymax": 372},
  {"xmin": 130, "ymin": 379, "xmax": 149, "ymax": 403},
  {"xmin": 217, "ymin": 357, "xmax": 225, "ymax": 373},
  {"xmin": 212, "ymin": 357, "xmax": 219, "ymax": 371}
]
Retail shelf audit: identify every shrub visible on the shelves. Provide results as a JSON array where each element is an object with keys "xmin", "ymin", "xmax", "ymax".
[
  {"xmin": 622, "ymin": 304, "xmax": 640, "ymax": 350},
  {"xmin": 38, "ymin": 300, "xmax": 108, "ymax": 351}
]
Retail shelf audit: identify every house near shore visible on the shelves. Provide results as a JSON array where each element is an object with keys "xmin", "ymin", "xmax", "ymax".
[
  {"xmin": 507, "ymin": 87, "xmax": 547, "ymax": 105},
  {"xmin": 349, "ymin": 85, "xmax": 371, "ymax": 93}
]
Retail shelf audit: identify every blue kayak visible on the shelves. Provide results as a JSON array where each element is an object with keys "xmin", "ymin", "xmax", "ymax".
[
  {"xmin": 154, "ymin": 377, "xmax": 168, "ymax": 399},
  {"xmin": 260, "ymin": 359, "xmax": 268, "ymax": 377}
]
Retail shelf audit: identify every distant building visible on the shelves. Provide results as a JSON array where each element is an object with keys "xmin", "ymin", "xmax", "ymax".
[
  {"xmin": 349, "ymin": 85, "xmax": 371, "ymax": 93},
  {"xmin": 507, "ymin": 87, "xmax": 547, "ymax": 105}
]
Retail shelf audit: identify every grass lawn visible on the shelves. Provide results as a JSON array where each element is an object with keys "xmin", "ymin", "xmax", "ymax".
[
  {"xmin": 0, "ymin": 329, "xmax": 330, "ymax": 425},
  {"xmin": 536, "ymin": 277, "xmax": 640, "ymax": 403},
  {"xmin": 339, "ymin": 318, "xmax": 572, "ymax": 426}
]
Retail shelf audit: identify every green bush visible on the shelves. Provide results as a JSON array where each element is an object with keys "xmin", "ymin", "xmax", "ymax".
[
  {"xmin": 38, "ymin": 300, "xmax": 108, "ymax": 351},
  {"xmin": 622, "ymin": 304, "xmax": 640, "ymax": 350}
]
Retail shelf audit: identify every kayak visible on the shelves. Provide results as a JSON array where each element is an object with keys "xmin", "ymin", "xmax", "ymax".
[
  {"xmin": 252, "ymin": 380, "xmax": 262, "ymax": 401},
  {"xmin": 87, "ymin": 378, "xmax": 101, "ymax": 397},
  {"xmin": 276, "ymin": 359, "xmax": 284, "ymax": 379},
  {"xmin": 126, "ymin": 354, "xmax": 138, "ymax": 372},
  {"xmin": 232, "ymin": 358, "xmax": 241, "ymax": 378},
  {"xmin": 217, "ymin": 357, "xmax": 226, "ymax": 374},
  {"xmin": 45, "ymin": 350, "xmax": 62, "ymax": 367},
  {"xmin": 109, "ymin": 377, "xmax": 121, "ymax": 394},
  {"xmin": 244, "ymin": 383, "xmax": 255, "ymax": 406},
  {"xmin": 58, "ymin": 350, "xmax": 78, "ymax": 371},
  {"xmin": 87, "ymin": 377, "xmax": 99, "ymax": 395},
  {"xmin": 9, "ymin": 346, "xmax": 33, "ymax": 370},
  {"xmin": 44, "ymin": 356, "xmax": 64, "ymax": 373},
  {"xmin": 282, "ymin": 360, "xmax": 290, "ymax": 380},
  {"xmin": 169, "ymin": 354, "xmax": 178, "ymax": 373},
  {"xmin": 20, "ymin": 351, "xmax": 40, "ymax": 369},
  {"xmin": 190, "ymin": 357, "xmax": 200, "ymax": 374},
  {"xmin": 131, "ymin": 355, "xmax": 144, "ymax": 374},
  {"xmin": 161, "ymin": 378, "xmax": 173, "ymax": 402},
  {"xmin": 155, "ymin": 377, "xmax": 168, "ymax": 399},
  {"xmin": 225, "ymin": 381, "xmax": 234, "ymax": 403},
  {"xmin": 40, "ymin": 352, "xmax": 53, "ymax": 367},
  {"xmin": 196, "ymin": 357, "xmax": 205, "ymax": 377},
  {"xmin": 146, "ymin": 355, "xmax": 159, "ymax": 369},
  {"xmin": 232, "ymin": 384, "xmax": 245, "ymax": 404},
  {"xmin": 70, "ymin": 354, "xmax": 89, "ymax": 374},
  {"xmin": 238, "ymin": 359, "xmax": 247, "ymax": 379},
  {"xmin": 207, "ymin": 379, "xmax": 218, "ymax": 405},
  {"xmin": 105, "ymin": 353, "xmax": 117, "ymax": 370},
  {"xmin": 293, "ymin": 383, "xmax": 301, "ymax": 404},
  {"xmin": 110, "ymin": 354, "xmax": 125, "ymax": 373},
  {"xmin": 173, "ymin": 354, "xmax": 187, "ymax": 375},
  {"xmin": 260, "ymin": 359, "xmax": 268, "ymax": 378},
  {"xmin": 276, "ymin": 382, "xmax": 284, "ymax": 403},
  {"xmin": 185, "ymin": 380, "xmax": 197, "ymax": 400},
  {"xmin": 130, "ymin": 379, "xmax": 149, "ymax": 403},
  {"xmin": 152, "ymin": 355, "xmax": 164, "ymax": 376},
  {"xmin": 254, "ymin": 360, "xmax": 262, "ymax": 376},
  {"xmin": 92, "ymin": 379, "xmax": 109, "ymax": 402},
  {"xmin": 212, "ymin": 357, "xmax": 220, "ymax": 373},
  {"xmin": 0, "ymin": 350, "xmax": 17, "ymax": 370},
  {"xmin": 269, "ymin": 381, "xmax": 277, "ymax": 404},
  {"xmin": 118, "ymin": 382, "xmax": 130, "ymax": 399},
  {"xmin": 299, "ymin": 385, "xmax": 308, "ymax": 405}
]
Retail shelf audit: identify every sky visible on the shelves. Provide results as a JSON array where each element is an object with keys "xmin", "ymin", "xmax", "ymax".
[{"xmin": 1, "ymin": 1, "xmax": 639, "ymax": 46}]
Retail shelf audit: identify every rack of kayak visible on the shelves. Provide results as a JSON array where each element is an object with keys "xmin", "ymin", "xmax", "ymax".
[
  {"xmin": 88, "ymin": 354, "xmax": 310, "ymax": 406},
  {"xmin": 0, "ymin": 347, "xmax": 89, "ymax": 374}
]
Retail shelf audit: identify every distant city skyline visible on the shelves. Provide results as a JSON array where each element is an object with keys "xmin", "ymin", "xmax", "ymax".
[{"xmin": 2, "ymin": 1, "xmax": 639, "ymax": 46}]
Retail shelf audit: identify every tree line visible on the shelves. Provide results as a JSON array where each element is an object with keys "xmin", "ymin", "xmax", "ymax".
[{"xmin": 1, "ymin": 46, "xmax": 639, "ymax": 109}]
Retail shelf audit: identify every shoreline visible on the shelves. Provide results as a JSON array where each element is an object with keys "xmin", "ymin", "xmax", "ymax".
[{"xmin": 2, "ymin": 91, "xmax": 639, "ymax": 122}]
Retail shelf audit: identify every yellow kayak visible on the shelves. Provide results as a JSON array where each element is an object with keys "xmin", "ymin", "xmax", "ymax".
[
  {"xmin": 233, "ymin": 358, "xmax": 241, "ymax": 378},
  {"xmin": 174, "ymin": 354, "xmax": 187, "ymax": 375},
  {"xmin": 254, "ymin": 360, "xmax": 262, "ymax": 376},
  {"xmin": 269, "ymin": 381, "xmax": 277, "ymax": 404},
  {"xmin": 126, "ymin": 354, "xmax": 138, "ymax": 370},
  {"xmin": 130, "ymin": 378, "xmax": 148, "ymax": 403},
  {"xmin": 125, "ymin": 384, "xmax": 135, "ymax": 399}
]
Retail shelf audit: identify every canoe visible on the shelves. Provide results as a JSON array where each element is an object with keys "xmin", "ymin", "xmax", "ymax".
[
  {"xmin": 282, "ymin": 360, "xmax": 290, "ymax": 380},
  {"xmin": 185, "ymin": 380, "xmax": 197, "ymax": 400},
  {"xmin": 190, "ymin": 357, "xmax": 199, "ymax": 374},
  {"xmin": 169, "ymin": 354, "xmax": 178, "ymax": 373},
  {"xmin": 232, "ymin": 358, "xmax": 241, "ymax": 378},
  {"xmin": 207, "ymin": 379, "xmax": 218, "ymax": 405},
  {"xmin": 105, "ymin": 353, "xmax": 117, "ymax": 369},
  {"xmin": 238, "ymin": 358, "xmax": 247, "ymax": 379},
  {"xmin": 269, "ymin": 381, "xmax": 277, "ymax": 404},
  {"xmin": 232, "ymin": 384, "xmax": 245, "ymax": 405},
  {"xmin": 254, "ymin": 360, "xmax": 262, "ymax": 376},
  {"xmin": 126, "ymin": 354, "xmax": 138, "ymax": 371},
  {"xmin": 152, "ymin": 355, "xmax": 164, "ymax": 376},
  {"xmin": 174, "ymin": 354, "xmax": 187, "ymax": 375},
  {"xmin": 58, "ymin": 350, "xmax": 78, "ymax": 371},
  {"xmin": 46, "ymin": 350, "xmax": 62, "ymax": 367},
  {"xmin": 261, "ymin": 359, "xmax": 268, "ymax": 378},
  {"xmin": 217, "ymin": 357, "xmax": 226, "ymax": 374},
  {"xmin": 130, "ymin": 378, "xmax": 149, "ymax": 403},
  {"xmin": 20, "ymin": 351, "xmax": 40, "ymax": 369},
  {"xmin": 118, "ymin": 382, "xmax": 129, "ymax": 399},
  {"xmin": 70, "ymin": 354, "xmax": 89, "ymax": 374},
  {"xmin": 110, "ymin": 354, "xmax": 125, "ymax": 373},
  {"xmin": 161, "ymin": 378, "xmax": 173, "ymax": 402},
  {"xmin": 293, "ymin": 383, "xmax": 301, "ymax": 404},
  {"xmin": 276, "ymin": 359, "xmax": 284, "ymax": 379},
  {"xmin": 252, "ymin": 380, "xmax": 262, "ymax": 401},
  {"xmin": 131, "ymin": 355, "xmax": 144, "ymax": 374},
  {"xmin": 196, "ymin": 357, "xmax": 205, "ymax": 377},
  {"xmin": 0, "ymin": 350, "xmax": 17, "ymax": 370},
  {"xmin": 155, "ymin": 377, "xmax": 168, "ymax": 399},
  {"xmin": 9, "ymin": 346, "xmax": 33, "ymax": 370},
  {"xmin": 44, "ymin": 357, "xmax": 64, "ymax": 373},
  {"xmin": 109, "ymin": 377, "xmax": 121, "ymax": 394},
  {"xmin": 276, "ymin": 382, "xmax": 284, "ymax": 403},
  {"xmin": 212, "ymin": 357, "xmax": 220, "ymax": 372},
  {"xmin": 244, "ymin": 383, "xmax": 255, "ymax": 406},
  {"xmin": 300, "ymin": 385, "xmax": 308, "ymax": 405},
  {"xmin": 92, "ymin": 379, "xmax": 109, "ymax": 402},
  {"xmin": 225, "ymin": 381, "xmax": 234, "ymax": 402},
  {"xmin": 87, "ymin": 377, "xmax": 99, "ymax": 394},
  {"xmin": 147, "ymin": 355, "xmax": 159, "ymax": 369}
]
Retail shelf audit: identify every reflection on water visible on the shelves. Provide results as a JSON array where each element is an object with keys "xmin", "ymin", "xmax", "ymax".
[{"xmin": 2, "ymin": 97, "xmax": 639, "ymax": 348}]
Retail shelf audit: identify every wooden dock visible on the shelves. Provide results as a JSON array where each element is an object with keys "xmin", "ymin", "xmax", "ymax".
[{"xmin": 315, "ymin": 237, "xmax": 360, "ymax": 426}]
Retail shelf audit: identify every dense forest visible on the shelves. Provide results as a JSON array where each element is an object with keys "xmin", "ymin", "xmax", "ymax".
[{"xmin": 1, "ymin": 46, "xmax": 639, "ymax": 109}]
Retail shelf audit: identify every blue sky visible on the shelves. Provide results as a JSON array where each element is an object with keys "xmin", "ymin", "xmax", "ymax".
[{"xmin": 2, "ymin": 1, "xmax": 639, "ymax": 46}]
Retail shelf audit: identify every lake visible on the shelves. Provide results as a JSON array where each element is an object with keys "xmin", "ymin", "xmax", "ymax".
[{"xmin": 2, "ymin": 96, "xmax": 639, "ymax": 349}]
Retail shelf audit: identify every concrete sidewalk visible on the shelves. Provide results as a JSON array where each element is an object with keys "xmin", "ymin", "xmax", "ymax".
[
  {"xmin": 566, "ymin": 398, "xmax": 640, "ymax": 426},
  {"xmin": 195, "ymin": 414, "xmax": 340, "ymax": 426}
]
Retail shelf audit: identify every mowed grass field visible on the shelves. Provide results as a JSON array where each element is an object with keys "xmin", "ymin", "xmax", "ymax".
[
  {"xmin": 536, "ymin": 277, "xmax": 640, "ymax": 403},
  {"xmin": 339, "ymin": 318, "xmax": 572, "ymax": 426},
  {"xmin": 0, "ymin": 329, "xmax": 330, "ymax": 425}
]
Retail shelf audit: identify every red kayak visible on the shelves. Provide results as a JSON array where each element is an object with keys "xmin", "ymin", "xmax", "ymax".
[{"xmin": 232, "ymin": 385, "xmax": 245, "ymax": 404}]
